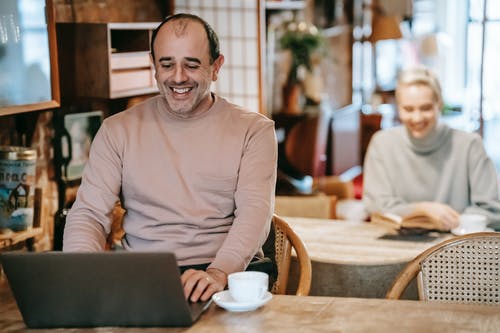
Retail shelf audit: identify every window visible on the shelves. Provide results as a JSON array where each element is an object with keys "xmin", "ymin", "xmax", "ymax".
[
  {"xmin": 411, "ymin": 0, "xmax": 500, "ymax": 169},
  {"xmin": 174, "ymin": 0, "xmax": 262, "ymax": 114},
  {"xmin": 467, "ymin": 0, "xmax": 500, "ymax": 120}
]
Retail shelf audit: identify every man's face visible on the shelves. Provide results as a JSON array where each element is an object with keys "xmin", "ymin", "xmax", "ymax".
[
  {"xmin": 397, "ymin": 84, "xmax": 440, "ymax": 139},
  {"xmin": 152, "ymin": 19, "xmax": 224, "ymax": 118}
]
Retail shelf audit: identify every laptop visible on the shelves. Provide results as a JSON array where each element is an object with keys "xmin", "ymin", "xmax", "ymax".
[{"xmin": 0, "ymin": 251, "xmax": 211, "ymax": 328}]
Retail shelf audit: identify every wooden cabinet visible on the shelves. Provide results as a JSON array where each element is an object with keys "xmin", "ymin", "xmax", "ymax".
[
  {"xmin": 0, "ymin": 0, "xmax": 60, "ymax": 116},
  {"xmin": 58, "ymin": 22, "xmax": 159, "ymax": 100}
]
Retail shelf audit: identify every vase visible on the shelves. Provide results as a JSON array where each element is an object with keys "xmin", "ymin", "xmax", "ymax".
[{"xmin": 282, "ymin": 83, "xmax": 303, "ymax": 115}]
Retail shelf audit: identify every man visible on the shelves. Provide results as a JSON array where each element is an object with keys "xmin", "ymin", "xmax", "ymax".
[{"xmin": 63, "ymin": 13, "xmax": 277, "ymax": 303}]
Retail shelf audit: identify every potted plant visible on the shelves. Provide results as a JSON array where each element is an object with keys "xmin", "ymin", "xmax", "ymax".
[{"xmin": 279, "ymin": 21, "xmax": 323, "ymax": 114}]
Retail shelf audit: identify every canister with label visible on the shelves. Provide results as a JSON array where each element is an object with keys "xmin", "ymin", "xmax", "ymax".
[{"xmin": 0, "ymin": 146, "xmax": 37, "ymax": 232}]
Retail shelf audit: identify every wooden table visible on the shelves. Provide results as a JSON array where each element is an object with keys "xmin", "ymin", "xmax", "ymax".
[
  {"xmin": 285, "ymin": 217, "xmax": 453, "ymax": 298},
  {"xmin": 1, "ymin": 278, "xmax": 499, "ymax": 333}
]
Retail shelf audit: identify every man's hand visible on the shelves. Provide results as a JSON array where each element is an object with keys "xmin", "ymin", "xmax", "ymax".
[
  {"xmin": 414, "ymin": 202, "xmax": 460, "ymax": 230},
  {"xmin": 180, "ymin": 268, "xmax": 228, "ymax": 302}
]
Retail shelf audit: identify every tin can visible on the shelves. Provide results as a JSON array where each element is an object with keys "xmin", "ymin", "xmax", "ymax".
[{"xmin": 0, "ymin": 146, "xmax": 37, "ymax": 232}]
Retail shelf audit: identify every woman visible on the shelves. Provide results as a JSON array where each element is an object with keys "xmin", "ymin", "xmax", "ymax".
[{"xmin": 363, "ymin": 66, "xmax": 500, "ymax": 230}]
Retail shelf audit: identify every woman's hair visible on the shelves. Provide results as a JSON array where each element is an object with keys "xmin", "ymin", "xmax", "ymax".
[{"xmin": 395, "ymin": 66, "xmax": 443, "ymax": 107}]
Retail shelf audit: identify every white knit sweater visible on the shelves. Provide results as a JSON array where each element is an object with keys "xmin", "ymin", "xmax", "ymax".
[{"xmin": 363, "ymin": 123, "xmax": 500, "ymax": 221}]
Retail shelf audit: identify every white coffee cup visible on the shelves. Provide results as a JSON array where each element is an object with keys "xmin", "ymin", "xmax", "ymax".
[
  {"xmin": 455, "ymin": 214, "xmax": 488, "ymax": 234},
  {"xmin": 228, "ymin": 271, "xmax": 268, "ymax": 303}
]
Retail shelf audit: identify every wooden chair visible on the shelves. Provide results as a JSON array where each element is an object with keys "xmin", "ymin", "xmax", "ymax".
[
  {"xmin": 107, "ymin": 202, "xmax": 126, "ymax": 249},
  {"xmin": 312, "ymin": 173, "xmax": 369, "ymax": 221},
  {"xmin": 280, "ymin": 105, "xmax": 332, "ymax": 178},
  {"xmin": 107, "ymin": 210, "xmax": 313, "ymax": 296},
  {"xmin": 313, "ymin": 175, "xmax": 355, "ymax": 200},
  {"xmin": 268, "ymin": 214, "xmax": 312, "ymax": 296},
  {"xmin": 386, "ymin": 232, "xmax": 500, "ymax": 305},
  {"xmin": 274, "ymin": 194, "xmax": 337, "ymax": 219}
]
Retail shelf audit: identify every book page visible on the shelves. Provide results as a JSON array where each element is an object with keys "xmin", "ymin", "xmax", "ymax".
[
  {"xmin": 401, "ymin": 213, "xmax": 442, "ymax": 230},
  {"xmin": 370, "ymin": 212, "xmax": 403, "ymax": 231}
]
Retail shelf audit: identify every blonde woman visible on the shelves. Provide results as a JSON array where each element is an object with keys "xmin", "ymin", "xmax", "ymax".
[{"xmin": 363, "ymin": 66, "xmax": 500, "ymax": 230}]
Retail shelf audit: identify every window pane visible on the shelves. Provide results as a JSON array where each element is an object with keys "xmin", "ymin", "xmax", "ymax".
[
  {"xmin": 412, "ymin": 0, "xmax": 437, "ymax": 34},
  {"xmin": 375, "ymin": 40, "xmax": 400, "ymax": 91},
  {"xmin": 470, "ymin": 0, "xmax": 500, "ymax": 20},
  {"xmin": 486, "ymin": 0, "xmax": 500, "ymax": 19},
  {"xmin": 483, "ymin": 22, "xmax": 500, "ymax": 119},
  {"xmin": 469, "ymin": 0, "xmax": 484, "ymax": 21},
  {"xmin": 464, "ymin": 22, "xmax": 482, "ymax": 126}
]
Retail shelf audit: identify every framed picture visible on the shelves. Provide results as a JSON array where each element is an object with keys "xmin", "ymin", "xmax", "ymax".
[{"xmin": 61, "ymin": 111, "xmax": 103, "ymax": 181}]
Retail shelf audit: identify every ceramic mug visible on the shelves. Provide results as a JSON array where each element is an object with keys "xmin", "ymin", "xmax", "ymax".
[
  {"xmin": 228, "ymin": 271, "xmax": 268, "ymax": 303},
  {"xmin": 456, "ymin": 214, "xmax": 488, "ymax": 234}
]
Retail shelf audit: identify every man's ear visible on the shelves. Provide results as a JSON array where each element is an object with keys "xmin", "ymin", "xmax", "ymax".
[
  {"xmin": 211, "ymin": 54, "xmax": 225, "ymax": 81},
  {"xmin": 150, "ymin": 53, "xmax": 159, "ymax": 81}
]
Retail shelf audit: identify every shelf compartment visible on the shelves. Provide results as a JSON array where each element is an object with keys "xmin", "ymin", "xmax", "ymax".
[
  {"xmin": 110, "ymin": 52, "xmax": 151, "ymax": 70},
  {"xmin": 110, "ymin": 69, "xmax": 154, "ymax": 94}
]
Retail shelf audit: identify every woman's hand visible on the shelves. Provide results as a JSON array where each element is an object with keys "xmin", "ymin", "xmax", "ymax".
[
  {"xmin": 414, "ymin": 202, "xmax": 460, "ymax": 230},
  {"xmin": 180, "ymin": 267, "xmax": 227, "ymax": 302}
]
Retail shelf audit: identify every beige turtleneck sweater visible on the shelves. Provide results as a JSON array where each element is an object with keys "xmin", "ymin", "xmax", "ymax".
[{"xmin": 63, "ymin": 94, "xmax": 277, "ymax": 275}]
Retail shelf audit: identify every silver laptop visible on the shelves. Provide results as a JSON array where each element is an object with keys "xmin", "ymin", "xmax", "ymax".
[{"xmin": 0, "ymin": 251, "xmax": 210, "ymax": 328}]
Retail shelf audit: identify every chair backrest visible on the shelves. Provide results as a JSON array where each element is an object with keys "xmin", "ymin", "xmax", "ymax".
[
  {"xmin": 274, "ymin": 195, "xmax": 337, "ymax": 219},
  {"xmin": 269, "ymin": 214, "xmax": 312, "ymax": 296},
  {"xmin": 284, "ymin": 106, "xmax": 332, "ymax": 178},
  {"xmin": 313, "ymin": 175, "xmax": 355, "ymax": 200},
  {"xmin": 386, "ymin": 232, "xmax": 500, "ymax": 305}
]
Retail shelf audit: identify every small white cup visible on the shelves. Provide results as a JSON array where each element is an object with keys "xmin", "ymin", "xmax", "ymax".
[
  {"xmin": 458, "ymin": 214, "xmax": 488, "ymax": 233},
  {"xmin": 228, "ymin": 271, "xmax": 268, "ymax": 303}
]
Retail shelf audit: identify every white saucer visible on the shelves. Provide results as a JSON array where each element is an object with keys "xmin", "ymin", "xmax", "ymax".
[
  {"xmin": 451, "ymin": 227, "xmax": 493, "ymax": 236},
  {"xmin": 212, "ymin": 290, "xmax": 272, "ymax": 312}
]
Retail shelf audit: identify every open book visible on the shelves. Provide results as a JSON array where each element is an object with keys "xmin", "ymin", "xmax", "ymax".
[{"xmin": 370, "ymin": 211, "xmax": 444, "ymax": 234}]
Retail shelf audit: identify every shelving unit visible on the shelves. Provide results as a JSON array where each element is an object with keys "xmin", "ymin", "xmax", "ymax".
[
  {"xmin": 107, "ymin": 22, "xmax": 159, "ymax": 98},
  {"xmin": 58, "ymin": 22, "xmax": 160, "ymax": 100},
  {"xmin": 0, "ymin": 228, "xmax": 43, "ymax": 249}
]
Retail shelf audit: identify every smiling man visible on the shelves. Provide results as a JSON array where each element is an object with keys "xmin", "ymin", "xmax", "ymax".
[
  {"xmin": 363, "ymin": 66, "xmax": 500, "ymax": 231},
  {"xmin": 63, "ymin": 14, "xmax": 277, "ymax": 303},
  {"xmin": 152, "ymin": 15, "xmax": 224, "ymax": 119}
]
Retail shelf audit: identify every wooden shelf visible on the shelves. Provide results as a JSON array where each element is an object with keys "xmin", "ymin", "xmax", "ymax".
[
  {"xmin": 265, "ymin": 1, "xmax": 306, "ymax": 10},
  {"xmin": 57, "ymin": 22, "xmax": 160, "ymax": 100},
  {"xmin": 0, "ymin": 228, "xmax": 43, "ymax": 250},
  {"xmin": 0, "ymin": 188, "xmax": 43, "ymax": 251}
]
